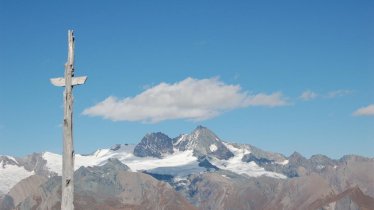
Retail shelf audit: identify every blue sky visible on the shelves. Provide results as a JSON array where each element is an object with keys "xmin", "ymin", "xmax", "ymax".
[{"xmin": 0, "ymin": 1, "xmax": 373, "ymax": 158}]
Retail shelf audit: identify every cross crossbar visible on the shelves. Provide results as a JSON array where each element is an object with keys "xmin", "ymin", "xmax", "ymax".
[{"xmin": 50, "ymin": 76, "xmax": 87, "ymax": 87}]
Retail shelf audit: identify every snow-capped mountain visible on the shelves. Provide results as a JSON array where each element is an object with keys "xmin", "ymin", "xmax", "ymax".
[
  {"xmin": 1, "ymin": 126, "xmax": 374, "ymax": 210},
  {"xmin": 44, "ymin": 126, "xmax": 288, "ymax": 178},
  {"xmin": 173, "ymin": 125, "xmax": 234, "ymax": 160},
  {"xmin": 0, "ymin": 126, "xmax": 286, "ymax": 195}
]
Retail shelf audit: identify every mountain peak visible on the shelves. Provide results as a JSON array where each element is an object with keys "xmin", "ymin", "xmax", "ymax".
[
  {"xmin": 289, "ymin": 152, "xmax": 305, "ymax": 159},
  {"xmin": 193, "ymin": 125, "xmax": 212, "ymax": 133},
  {"xmin": 191, "ymin": 126, "xmax": 219, "ymax": 140},
  {"xmin": 195, "ymin": 125, "xmax": 207, "ymax": 130},
  {"xmin": 102, "ymin": 158, "xmax": 130, "ymax": 172},
  {"xmin": 145, "ymin": 132, "xmax": 168, "ymax": 138},
  {"xmin": 174, "ymin": 126, "xmax": 234, "ymax": 160},
  {"xmin": 133, "ymin": 132, "xmax": 174, "ymax": 158}
]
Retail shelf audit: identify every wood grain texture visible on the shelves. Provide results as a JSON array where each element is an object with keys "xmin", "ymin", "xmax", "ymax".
[
  {"xmin": 62, "ymin": 29, "xmax": 74, "ymax": 210},
  {"xmin": 50, "ymin": 30, "xmax": 87, "ymax": 210}
]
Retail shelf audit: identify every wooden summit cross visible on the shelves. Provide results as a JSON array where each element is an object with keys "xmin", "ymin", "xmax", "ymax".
[{"xmin": 50, "ymin": 30, "xmax": 87, "ymax": 210}]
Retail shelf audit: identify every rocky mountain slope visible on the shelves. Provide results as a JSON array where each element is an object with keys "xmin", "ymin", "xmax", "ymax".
[
  {"xmin": 0, "ymin": 126, "xmax": 373, "ymax": 210},
  {"xmin": 2, "ymin": 159, "xmax": 195, "ymax": 210}
]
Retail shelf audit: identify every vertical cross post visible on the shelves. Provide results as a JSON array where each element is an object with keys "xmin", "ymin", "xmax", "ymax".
[{"xmin": 50, "ymin": 30, "xmax": 87, "ymax": 210}]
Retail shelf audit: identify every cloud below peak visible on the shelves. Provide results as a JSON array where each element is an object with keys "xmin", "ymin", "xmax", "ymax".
[{"xmin": 82, "ymin": 77, "xmax": 289, "ymax": 123}]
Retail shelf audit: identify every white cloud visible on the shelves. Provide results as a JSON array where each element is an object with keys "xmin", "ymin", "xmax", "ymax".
[
  {"xmin": 82, "ymin": 77, "xmax": 289, "ymax": 123},
  {"xmin": 353, "ymin": 104, "xmax": 374, "ymax": 116},
  {"xmin": 245, "ymin": 92, "xmax": 289, "ymax": 107},
  {"xmin": 326, "ymin": 89, "xmax": 352, "ymax": 98},
  {"xmin": 300, "ymin": 90, "xmax": 318, "ymax": 101}
]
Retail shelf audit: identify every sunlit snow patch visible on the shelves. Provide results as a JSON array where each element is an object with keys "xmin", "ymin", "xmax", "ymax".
[
  {"xmin": 209, "ymin": 143, "xmax": 287, "ymax": 179},
  {"xmin": 0, "ymin": 161, "xmax": 34, "ymax": 194},
  {"xmin": 142, "ymin": 151, "xmax": 206, "ymax": 176},
  {"xmin": 276, "ymin": 159, "xmax": 289, "ymax": 165},
  {"xmin": 42, "ymin": 145, "xmax": 205, "ymax": 177},
  {"xmin": 43, "ymin": 152, "xmax": 62, "ymax": 176},
  {"xmin": 209, "ymin": 144, "xmax": 218, "ymax": 152}
]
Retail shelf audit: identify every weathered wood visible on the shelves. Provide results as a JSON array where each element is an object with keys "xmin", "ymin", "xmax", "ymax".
[
  {"xmin": 50, "ymin": 30, "xmax": 87, "ymax": 210},
  {"xmin": 50, "ymin": 76, "xmax": 87, "ymax": 87},
  {"xmin": 62, "ymin": 29, "xmax": 74, "ymax": 210}
]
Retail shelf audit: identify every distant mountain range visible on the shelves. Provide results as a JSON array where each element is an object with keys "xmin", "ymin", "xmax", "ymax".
[{"xmin": 1, "ymin": 126, "xmax": 373, "ymax": 210}]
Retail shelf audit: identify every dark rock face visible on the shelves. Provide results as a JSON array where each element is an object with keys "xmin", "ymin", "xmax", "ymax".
[
  {"xmin": 0, "ymin": 156, "xmax": 18, "ymax": 168},
  {"xmin": 143, "ymin": 171, "xmax": 174, "ymax": 182},
  {"xmin": 242, "ymin": 153, "xmax": 274, "ymax": 165},
  {"xmin": 174, "ymin": 126, "xmax": 234, "ymax": 160},
  {"xmin": 197, "ymin": 156, "xmax": 219, "ymax": 171},
  {"xmin": 134, "ymin": 132, "xmax": 174, "ymax": 158}
]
